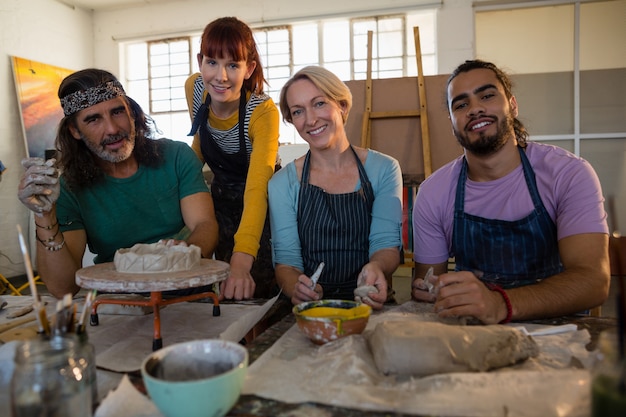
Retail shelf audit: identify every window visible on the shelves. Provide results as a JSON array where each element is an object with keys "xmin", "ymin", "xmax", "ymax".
[
  {"xmin": 146, "ymin": 38, "xmax": 192, "ymax": 113},
  {"xmin": 121, "ymin": 10, "xmax": 436, "ymax": 145},
  {"xmin": 475, "ymin": 0, "xmax": 626, "ymax": 238},
  {"xmin": 253, "ymin": 26, "xmax": 291, "ymax": 107}
]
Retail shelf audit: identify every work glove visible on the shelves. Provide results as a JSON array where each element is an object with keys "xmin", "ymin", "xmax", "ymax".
[{"xmin": 17, "ymin": 157, "xmax": 60, "ymax": 216}]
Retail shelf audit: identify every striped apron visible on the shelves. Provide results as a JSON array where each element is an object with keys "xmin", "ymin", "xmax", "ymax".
[
  {"xmin": 188, "ymin": 91, "xmax": 277, "ymax": 298},
  {"xmin": 452, "ymin": 146, "xmax": 563, "ymax": 289},
  {"xmin": 188, "ymin": 91, "xmax": 249, "ymax": 185},
  {"xmin": 297, "ymin": 147, "xmax": 375, "ymax": 299}
]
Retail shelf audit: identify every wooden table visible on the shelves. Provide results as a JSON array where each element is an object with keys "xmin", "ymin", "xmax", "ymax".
[
  {"xmin": 76, "ymin": 259, "xmax": 229, "ymax": 350},
  {"xmin": 226, "ymin": 311, "xmax": 619, "ymax": 417}
]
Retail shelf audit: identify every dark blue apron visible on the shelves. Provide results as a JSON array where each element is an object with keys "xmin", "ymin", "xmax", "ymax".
[
  {"xmin": 452, "ymin": 146, "xmax": 563, "ymax": 289},
  {"xmin": 188, "ymin": 91, "xmax": 249, "ymax": 186},
  {"xmin": 188, "ymin": 91, "xmax": 277, "ymax": 298},
  {"xmin": 297, "ymin": 147, "xmax": 375, "ymax": 299}
]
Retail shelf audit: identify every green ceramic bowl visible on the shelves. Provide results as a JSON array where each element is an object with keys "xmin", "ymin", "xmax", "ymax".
[{"xmin": 141, "ymin": 339, "xmax": 248, "ymax": 417}]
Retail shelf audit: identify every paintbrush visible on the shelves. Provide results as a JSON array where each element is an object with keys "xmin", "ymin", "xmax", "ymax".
[
  {"xmin": 16, "ymin": 224, "xmax": 50, "ymax": 336},
  {"xmin": 67, "ymin": 296, "xmax": 76, "ymax": 334},
  {"xmin": 76, "ymin": 290, "xmax": 96, "ymax": 335},
  {"xmin": 52, "ymin": 299, "xmax": 63, "ymax": 335},
  {"xmin": 53, "ymin": 293, "xmax": 74, "ymax": 335}
]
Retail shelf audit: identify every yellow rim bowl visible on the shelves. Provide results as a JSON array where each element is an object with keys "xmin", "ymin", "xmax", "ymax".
[{"xmin": 293, "ymin": 300, "xmax": 372, "ymax": 344}]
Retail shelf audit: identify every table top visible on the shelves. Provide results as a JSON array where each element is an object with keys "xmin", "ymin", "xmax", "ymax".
[
  {"xmin": 75, "ymin": 259, "xmax": 230, "ymax": 293},
  {"xmin": 4, "ymin": 293, "xmax": 612, "ymax": 417},
  {"xmin": 227, "ymin": 311, "xmax": 619, "ymax": 417}
]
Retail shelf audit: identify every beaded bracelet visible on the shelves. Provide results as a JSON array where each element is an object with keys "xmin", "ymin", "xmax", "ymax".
[
  {"xmin": 35, "ymin": 227, "xmax": 60, "ymax": 245},
  {"xmin": 486, "ymin": 283, "xmax": 513, "ymax": 324},
  {"xmin": 35, "ymin": 220, "xmax": 59, "ymax": 230},
  {"xmin": 35, "ymin": 227, "xmax": 65, "ymax": 251},
  {"xmin": 43, "ymin": 237, "xmax": 66, "ymax": 251}
]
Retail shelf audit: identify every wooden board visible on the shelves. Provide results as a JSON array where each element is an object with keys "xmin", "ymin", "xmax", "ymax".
[
  {"xmin": 75, "ymin": 259, "xmax": 230, "ymax": 293},
  {"xmin": 345, "ymin": 75, "xmax": 463, "ymax": 185}
]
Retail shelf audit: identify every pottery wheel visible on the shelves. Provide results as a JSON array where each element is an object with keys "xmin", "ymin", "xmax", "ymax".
[{"xmin": 75, "ymin": 259, "xmax": 230, "ymax": 293}]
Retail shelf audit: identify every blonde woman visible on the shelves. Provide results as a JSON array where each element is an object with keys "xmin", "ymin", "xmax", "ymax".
[{"xmin": 269, "ymin": 66, "xmax": 403, "ymax": 310}]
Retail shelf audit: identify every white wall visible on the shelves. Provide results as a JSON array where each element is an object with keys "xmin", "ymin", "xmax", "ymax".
[
  {"xmin": 436, "ymin": 0, "xmax": 475, "ymax": 73},
  {"xmin": 0, "ymin": 0, "xmax": 93, "ymax": 278},
  {"xmin": 90, "ymin": 0, "xmax": 475, "ymax": 75}
]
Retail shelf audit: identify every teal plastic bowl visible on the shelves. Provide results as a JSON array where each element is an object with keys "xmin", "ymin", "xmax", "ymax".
[{"xmin": 141, "ymin": 339, "xmax": 248, "ymax": 417}]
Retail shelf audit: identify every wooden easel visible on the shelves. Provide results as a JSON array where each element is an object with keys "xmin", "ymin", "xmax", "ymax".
[
  {"xmin": 359, "ymin": 27, "xmax": 432, "ymax": 177},
  {"xmin": 359, "ymin": 27, "xmax": 432, "ymax": 273}
]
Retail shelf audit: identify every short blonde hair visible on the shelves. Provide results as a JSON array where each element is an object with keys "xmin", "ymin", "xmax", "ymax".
[{"xmin": 279, "ymin": 66, "xmax": 352, "ymax": 125}]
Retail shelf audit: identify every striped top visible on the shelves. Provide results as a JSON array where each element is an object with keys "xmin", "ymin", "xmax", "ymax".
[{"xmin": 184, "ymin": 73, "xmax": 280, "ymax": 257}]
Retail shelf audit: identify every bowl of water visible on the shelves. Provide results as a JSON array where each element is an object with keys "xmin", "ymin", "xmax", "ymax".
[{"xmin": 141, "ymin": 339, "xmax": 248, "ymax": 417}]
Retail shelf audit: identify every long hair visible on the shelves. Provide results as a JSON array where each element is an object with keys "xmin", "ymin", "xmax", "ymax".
[
  {"xmin": 279, "ymin": 66, "xmax": 353, "ymax": 125},
  {"xmin": 56, "ymin": 68, "xmax": 162, "ymax": 189},
  {"xmin": 199, "ymin": 17, "xmax": 266, "ymax": 94},
  {"xmin": 447, "ymin": 60, "xmax": 528, "ymax": 147}
]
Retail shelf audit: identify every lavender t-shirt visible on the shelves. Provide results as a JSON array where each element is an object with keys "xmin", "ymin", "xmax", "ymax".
[{"xmin": 412, "ymin": 142, "xmax": 608, "ymax": 265}]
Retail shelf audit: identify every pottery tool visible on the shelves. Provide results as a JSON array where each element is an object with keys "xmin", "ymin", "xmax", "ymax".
[
  {"xmin": 310, "ymin": 262, "xmax": 325, "ymax": 290},
  {"xmin": 16, "ymin": 224, "xmax": 50, "ymax": 336},
  {"xmin": 423, "ymin": 267, "xmax": 435, "ymax": 293},
  {"xmin": 513, "ymin": 324, "xmax": 578, "ymax": 337}
]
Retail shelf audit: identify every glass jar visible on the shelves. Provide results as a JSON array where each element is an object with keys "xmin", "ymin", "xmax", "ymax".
[
  {"xmin": 10, "ymin": 335, "xmax": 93, "ymax": 417},
  {"xmin": 591, "ymin": 330, "xmax": 626, "ymax": 417},
  {"xmin": 77, "ymin": 331, "xmax": 98, "ymax": 405}
]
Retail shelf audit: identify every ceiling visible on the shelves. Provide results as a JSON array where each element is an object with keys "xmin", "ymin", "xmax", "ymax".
[{"xmin": 57, "ymin": 0, "xmax": 179, "ymax": 11}]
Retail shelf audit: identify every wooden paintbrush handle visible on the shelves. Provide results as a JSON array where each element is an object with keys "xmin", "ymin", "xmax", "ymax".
[{"xmin": 0, "ymin": 316, "xmax": 37, "ymax": 334}]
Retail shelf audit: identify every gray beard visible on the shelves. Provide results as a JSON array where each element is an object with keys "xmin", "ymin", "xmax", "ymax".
[{"xmin": 81, "ymin": 133, "xmax": 135, "ymax": 163}]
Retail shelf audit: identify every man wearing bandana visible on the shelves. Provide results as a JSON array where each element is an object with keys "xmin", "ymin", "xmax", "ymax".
[{"xmin": 17, "ymin": 69, "xmax": 219, "ymax": 299}]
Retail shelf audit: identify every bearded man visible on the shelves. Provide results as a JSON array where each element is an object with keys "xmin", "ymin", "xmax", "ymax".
[
  {"xmin": 18, "ymin": 69, "xmax": 218, "ymax": 298},
  {"xmin": 410, "ymin": 60, "xmax": 609, "ymax": 323}
]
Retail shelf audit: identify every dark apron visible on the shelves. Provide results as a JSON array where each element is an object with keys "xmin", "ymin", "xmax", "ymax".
[
  {"xmin": 297, "ymin": 147, "xmax": 375, "ymax": 299},
  {"xmin": 189, "ymin": 92, "xmax": 276, "ymax": 298},
  {"xmin": 452, "ymin": 146, "xmax": 563, "ymax": 289}
]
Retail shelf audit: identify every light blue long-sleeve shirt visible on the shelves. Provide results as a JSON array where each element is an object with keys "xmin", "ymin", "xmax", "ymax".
[{"xmin": 268, "ymin": 149, "xmax": 403, "ymax": 271}]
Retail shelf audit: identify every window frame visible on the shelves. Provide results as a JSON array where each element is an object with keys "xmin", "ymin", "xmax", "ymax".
[
  {"xmin": 122, "ymin": 10, "xmax": 437, "ymax": 145},
  {"xmin": 146, "ymin": 37, "xmax": 193, "ymax": 114}
]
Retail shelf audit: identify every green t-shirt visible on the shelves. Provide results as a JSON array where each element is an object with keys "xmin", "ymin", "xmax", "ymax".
[{"xmin": 56, "ymin": 139, "xmax": 209, "ymax": 264}]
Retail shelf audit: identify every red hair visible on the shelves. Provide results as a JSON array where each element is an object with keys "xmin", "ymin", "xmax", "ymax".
[{"xmin": 200, "ymin": 17, "xmax": 267, "ymax": 94}]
